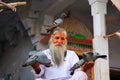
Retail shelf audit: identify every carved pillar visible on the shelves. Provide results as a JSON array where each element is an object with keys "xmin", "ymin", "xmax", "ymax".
[{"xmin": 88, "ymin": 0, "xmax": 110, "ymax": 80}]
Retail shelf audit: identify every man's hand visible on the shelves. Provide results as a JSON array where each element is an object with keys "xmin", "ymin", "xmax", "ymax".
[
  {"xmin": 80, "ymin": 61, "xmax": 94, "ymax": 72},
  {"xmin": 31, "ymin": 62, "xmax": 41, "ymax": 74},
  {"xmin": 0, "ymin": 1, "xmax": 16, "ymax": 12}
]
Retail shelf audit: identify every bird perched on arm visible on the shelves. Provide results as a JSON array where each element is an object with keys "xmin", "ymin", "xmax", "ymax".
[
  {"xmin": 22, "ymin": 50, "xmax": 52, "ymax": 67},
  {"xmin": 70, "ymin": 52, "xmax": 107, "ymax": 72}
]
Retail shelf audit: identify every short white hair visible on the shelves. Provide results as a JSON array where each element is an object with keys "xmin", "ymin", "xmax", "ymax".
[{"xmin": 52, "ymin": 27, "xmax": 67, "ymax": 37}]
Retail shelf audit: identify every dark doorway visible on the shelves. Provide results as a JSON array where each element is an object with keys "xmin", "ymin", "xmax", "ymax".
[{"xmin": 110, "ymin": 70, "xmax": 120, "ymax": 80}]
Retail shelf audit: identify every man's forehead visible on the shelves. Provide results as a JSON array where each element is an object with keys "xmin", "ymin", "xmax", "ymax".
[{"xmin": 53, "ymin": 32, "xmax": 66, "ymax": 37}]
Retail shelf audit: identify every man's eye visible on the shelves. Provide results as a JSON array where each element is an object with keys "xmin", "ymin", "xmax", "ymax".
[
  {"xmin": 55, "ymin": 37, "xmax": 59, "ymax": 39},
  {"xmin": 54, "ymin": 37, "xmax": 65, "ymax": 40},
  {"xmin": 61, "ymin": 38, "xmax": 65, "ymax": 40}
]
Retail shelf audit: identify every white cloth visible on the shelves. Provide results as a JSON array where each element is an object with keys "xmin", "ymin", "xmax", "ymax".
[{"xmin": 33, "ymin": 49, "xmax": 88, "ymax": 80}]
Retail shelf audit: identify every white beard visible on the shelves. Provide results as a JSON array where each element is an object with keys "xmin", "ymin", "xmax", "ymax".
[{"xmin": 49, "ymin": 43, "xmax": 67, "ymax": 66}]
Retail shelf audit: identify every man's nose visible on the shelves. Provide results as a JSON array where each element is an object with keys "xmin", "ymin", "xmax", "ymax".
[{"xmin": 57, "ymin": 38, "xmax": 63, "ymax": 43}]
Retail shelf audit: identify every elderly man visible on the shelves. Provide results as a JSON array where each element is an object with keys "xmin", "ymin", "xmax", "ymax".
[{"xmin": 32, "ymin": 27, "xmax": 88, "ymax": 80}]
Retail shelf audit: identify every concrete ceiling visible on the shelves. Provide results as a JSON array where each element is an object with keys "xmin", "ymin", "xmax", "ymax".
[{"xmin": 23, "ymin": 0, "xmax": 120, "ymax": 32}]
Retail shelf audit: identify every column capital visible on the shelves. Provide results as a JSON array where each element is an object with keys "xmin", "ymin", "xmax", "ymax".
[
  {"xmin": 88, "ymin": 0, "xmax": 108, "ymax": 15},
  {"xmin": 88, "ymin": 0, "xmax": 108, "ymax": 5}
]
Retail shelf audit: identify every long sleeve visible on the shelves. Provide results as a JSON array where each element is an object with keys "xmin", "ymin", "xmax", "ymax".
[
  {"xmin": 69, "ymin": 70, "xmax": 88, "ymax": 80},
  {"xmin": 32, "ymin": 65, "xmax": 45, "ymax": 78},
  {"xmin": 69, "ymin": 51, "xmax": 88, "ymax": 80}
]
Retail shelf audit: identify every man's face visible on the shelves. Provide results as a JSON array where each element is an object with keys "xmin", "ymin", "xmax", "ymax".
[
  {"xmin": 49, "ymin": 32, "xmax": 67, "ymax": 66},
  {"xmin": 52, "ymin": 32, "xmax": 67, "ymax": 46}
]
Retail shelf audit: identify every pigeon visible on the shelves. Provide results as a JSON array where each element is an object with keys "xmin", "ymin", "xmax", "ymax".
[
  {"xmin": 70, "ymin": 52, "xmax": 107, "ymax": 71},
  {"xmin": 22, "ymin": 50, "xmax": 52, "ymax": 67}
]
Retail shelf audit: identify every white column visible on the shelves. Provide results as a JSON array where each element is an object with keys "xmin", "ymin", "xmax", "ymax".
[{"xmin": 88, "ymin": 0, "xmax": 110, "ymax": 80}]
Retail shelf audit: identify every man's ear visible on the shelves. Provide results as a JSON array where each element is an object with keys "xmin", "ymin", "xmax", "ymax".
[{"xmin": 51, "ymin": 35, "xmax": 54, "ymax": 38}]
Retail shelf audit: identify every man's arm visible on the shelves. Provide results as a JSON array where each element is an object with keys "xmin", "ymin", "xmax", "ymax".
[
  {"xmin": 70, "ymin": 70, "xmax": 88, "ymax": 80},
  {"xmin": 69, "ymin": 62, "xmax": 94, "ymax": 80}
]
